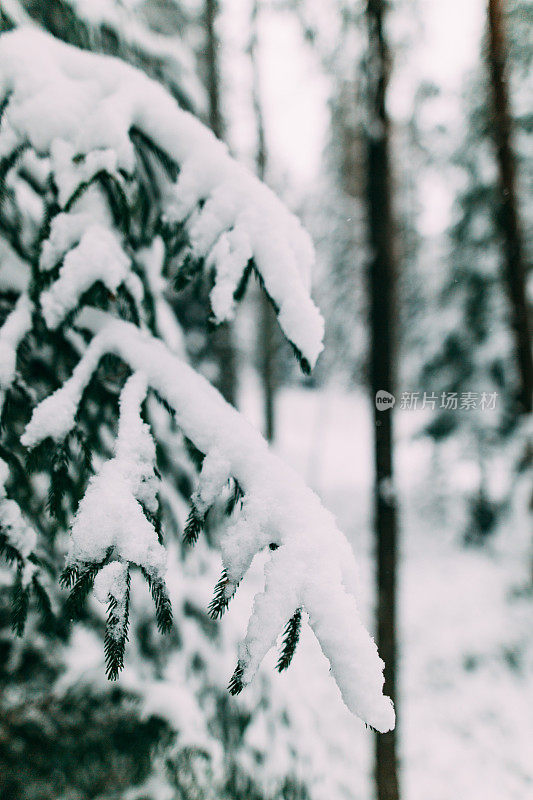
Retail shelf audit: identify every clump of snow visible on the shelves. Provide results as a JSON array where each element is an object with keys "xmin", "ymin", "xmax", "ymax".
[
  {"xmin": 0, "ymin": 457, "xmax": 37, "ymax": 558},
  {"xmin": 65, "ymin": 371, "xmax": 166, "ymax": 579},
  {"xmin": 40, "ymin": 211, "xmax": 97, "ymax": 271},
  {"xmin": 40, "ymin": 225, "xmax": 130, "ymax": 328},
  {"xmin": 0, "ymin": 27, "xmax": 324, "ymax": 367},
  {"xmin": 207, "ymin": 229, "xmax": 253, "ymax": 321},
  {"xmin": 50, "ymin": 139, "xmax": 121, "ymax": 207},
  {"xmin": 21, "ymin": 332, "xmax": 103, "ymax": 446},
  {"xmin": 0, "ymin": 294, "xmax": 32, "ymax": 388},
  {"xmin": 0, "ymin": 499, "xmax": 37, "ymax": 557},
  {"xmin": 0, "ymin": 240, "xmax": 31, "ymax": 294},
  {"xmin": 94, "ymin": 560, "xmax": 128, "ymax": 604},
  {"xmin": 192, "ymin": 448, "xmax": 231, "ymax": 516}
]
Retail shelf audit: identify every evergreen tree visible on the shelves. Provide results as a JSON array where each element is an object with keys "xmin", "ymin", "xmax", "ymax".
[
  {"xmin": 420, "ymin": 0, "xmax": 531, "ymax": 542},
  {"xmin": 0, "ymin": 18, "xmax": 394, "ymax": 799},
  {"xmin": 294, "ymin": 0, "xmax": 369, "ymax": 384}
]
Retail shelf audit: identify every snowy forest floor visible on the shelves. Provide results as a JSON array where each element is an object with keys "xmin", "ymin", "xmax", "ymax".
[{"xmin": 239, "ymin": 376, "xmax": 533, "ymax": 800}]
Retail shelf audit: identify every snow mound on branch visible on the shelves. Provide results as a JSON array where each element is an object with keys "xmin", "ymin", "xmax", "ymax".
[
  {"xmin": 0, "ymin": 457, "xmax": 37, "ymax": 558},
  {"xmin": 0, "ymin": 28, "xmax": 324, "ymax": 368},
  {"xmin": 40, "ymin": 224, "xmax": 130, "ymax": 328},
  {"xmin": 0, "ymin": 294, "xmax": 32, "ymax": 388},
  {"xmin": 192, "ymin": 448, "xmax": 232, "ymax": 515},
  {"xmin": 93, "ymin": 560, "xmax": 128, "ymax": 606},
  {"xmin": 66, "ymin": 371, "xmax": 166, "ymax": 578}
]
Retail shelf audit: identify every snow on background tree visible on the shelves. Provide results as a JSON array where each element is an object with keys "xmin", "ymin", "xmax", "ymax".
[
  {"xmin": 0, "ymin": 15, "xmax": 394, "ymax": 800},
  {"xmin": 419, "ymin": 0, "xmax": 532, "ymax": 543}
]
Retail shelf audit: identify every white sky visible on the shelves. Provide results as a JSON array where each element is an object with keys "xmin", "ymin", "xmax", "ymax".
[
  {"xmin": 224, "ymin": 0, "xmax": 485, "ymax": 191},
  {"xmin": 417, "ymin": 0, "xmax": 486, "ymax": 93},
  {"xmin": 222, "ymin": 0, "xmax": 486, "ymax": 239}
]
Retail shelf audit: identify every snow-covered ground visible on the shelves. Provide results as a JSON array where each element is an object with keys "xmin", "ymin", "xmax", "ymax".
[{"xmin": 240, "ymin": 375, "xmax": 533, "ymax": 800}]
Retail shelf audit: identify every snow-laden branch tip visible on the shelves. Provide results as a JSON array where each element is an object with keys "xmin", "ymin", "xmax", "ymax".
[
  {"xmin": 22, "ymin": 313, "xmax": 395, "ymax": 732},
  {"xmin": 0, "ymin": 28, "xmax": 324, "ymax": 369},
  {"xmin": 64, "ymin": 370, "xmax": 165, "ymax": 579}
]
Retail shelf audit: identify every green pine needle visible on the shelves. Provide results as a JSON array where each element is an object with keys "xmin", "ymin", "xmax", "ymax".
[
  {"xmin": 104, "ymin": 569, "xmax": 131, "ymax": 681},
  {"xmin": 0, "ymin": 142, "xmax": 29, "ymax": 189},
  {"xmin": 25, "ymin": 438, "xmax": 54, "ymax": 473},
  {"xmin": 130, "ymin": 125, "xmax": 180, "ymax": 183},
  {"xmin": 228, "ymin": 661, "xmax": 245, "ymax": 696},
  {"xmin": 59, "ymin": 563, "xmax": 79, "ymax": 590},
  {"xmin": 47, "ymin": 440, "xmax": 71, "ymax": 522},
  {"xmin": 364, "ymin": 723, "xmax": 379, "ymax": 733},
  {"xmin": 244, "ymin": 263, "xmax": 313, "ymax": 376},
  {"xmin": 276, "ymin": 608, "xmax": 302, "ymax": 672},
  {"xmin": 172, "ymin": 251, "xmax": 203, "ymax": 292},
  {"xmin": 11, "ymin": 568, "xmax": 30, "ymax": 636},
  {"xmin": 141, "ymin": 569, "xmax": 173, "ymax": 634},
  {"xmin": 232, "ymin": 261, "xmax": 253, "ymax": 302},
  {"xmin": 183, "ymin": 506, "xmax": 206, "ymax": 546},
  {"xmin": 183, "ymin": 437, "xmax": 205, "ymax": 471},
  {"xmin": 65, "ymin": 558, "xmax": 109, "ymax": 616},
  {"xmin": 208, "ymin": 570, "xmax": 236, "ymax": 620},
  {"xmin": 150, "ymin": 388, "xmax": 176, "ymax": 419},
  {"xmin": 98, "ymin": 171, "xmax": 131, "ymax": 236},
  {"xmin": 290, "ymin": 344, "xmax": 312, "ymax": 376},
  {"xmin": 31, "ymin": 575, "xmax": 54, "ymax": 628},
  {"xmin": 0, "ymin": 531, "xmax": 23, "ymax": 567},
  {"xmin": 225, "ymin": 480, "xmax": 244, "ymax": 516}
]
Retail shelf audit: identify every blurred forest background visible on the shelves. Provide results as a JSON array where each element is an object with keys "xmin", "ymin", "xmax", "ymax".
[{"xmin": 0, "ymin": 1, "xmax": 531, "ymax": 799}]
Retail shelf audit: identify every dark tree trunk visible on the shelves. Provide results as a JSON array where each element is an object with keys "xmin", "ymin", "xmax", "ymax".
[
  {"xmin": 364, "ymin": 2, "xmax": 400, "ymax": 799},
  {"xmin": 486, "ymin": 0, "xmax": 532, "ymax": 414},
  {"xmin": 250, "ymin": 0, "xmax": 277, "ymax": 441},
  {"xmin": 204, "ymin": 0, "xmax": 238, "ymax": 406},
  {"xmin": 205, "ymin": 0, "xmax": 224, "ymax": 140},
  {"xmin": 259, "ymin": 297, "xmax": 277, "ymax": 442}
]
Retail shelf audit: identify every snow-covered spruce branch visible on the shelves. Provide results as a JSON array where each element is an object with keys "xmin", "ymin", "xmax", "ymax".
[
  {"xmin": 22, "ymin": 313, "xmax": 395, "ymax": 732},
  {"xmin": 0, "ymin": 293, "xmax": 32, "ymax": 392},
  {"xmin": 0, "ymin": 27, "xmax": 323, "ymax": 371}
]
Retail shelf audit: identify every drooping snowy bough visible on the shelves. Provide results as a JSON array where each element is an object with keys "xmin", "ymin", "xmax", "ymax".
[{"xmin": 0, "ymin": 28, "xmax": 394, "ymax": 731}]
